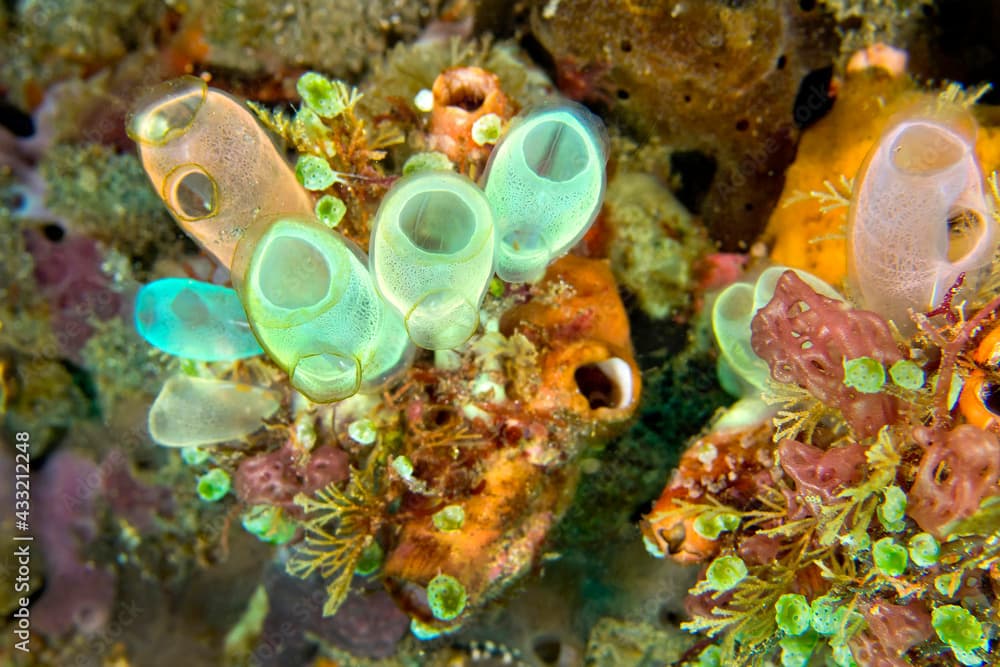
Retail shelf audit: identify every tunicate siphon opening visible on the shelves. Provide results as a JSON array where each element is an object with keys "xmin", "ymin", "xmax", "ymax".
[
  {"xmin": 399, "ymin": 191, "xmax": 475, "ymax": 254},
  {"xmin": 532, "ymin": 636, "xmax": 563, "ymax": 665},
  {"xmin": 257, "ymin": 237, "xmax": 331, "ymax": 309},
  {"xmin": 292, "ymin": 352, "xmax": 361, "ymax": 403},
  {"xmin": 127, "ymin": 76, "xmax": 206, "ymax": 145},
  {"xmin": 979, "ymin": 380, "xmax": 1000, "ymax": 416},
  {"xmin": 890, "ymin": 122, "xmax": 966, "ymax": 174},
  {"xmin": 168, "ymin": 166, "xmax": 217, "ymax": 220},
  {"xmin": 946, "ymin": 206, "xmax": 986, "ymax": 262},
  {"xmin": 524, "ymin": 120, "xmax": 588, "ymax": 182},
  {"xmin": 574, "ymin": 357, "xmax": 633, "ymax": 409}
]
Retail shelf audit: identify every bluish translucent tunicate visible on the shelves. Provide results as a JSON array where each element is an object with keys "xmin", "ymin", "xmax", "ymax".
[
  {"xmin": 483, "ymin": 103, "xmax": 608, "ymax": 283},
  {"xmin": 135, "ymin": 278, "xmax": 263, "ymax": 361},
  {"xmin": 370, "ymin": 172, "xmax": 495, "ymax": 350}
]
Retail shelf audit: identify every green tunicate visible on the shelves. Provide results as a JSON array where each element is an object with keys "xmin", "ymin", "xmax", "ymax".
[
  {"xmin": 831, "ymin": 642, "xmax": 858, "ymax": 667},
  {"xmin": 197, "ymin": 468, "xmax": 231, "ymax": 502},
  {"xmin": 694, "ymin": 645, "xmax": 721, "ymax": 667},
  {"xmin": 295, "ymin": 154, "xmax": 339, "ymax": 191},
  {"xmin": 232, "ymin": 214, "xmax": 413, "ymax": 403},
  {"xmin": 877, "ymin": 485, "xmax": 907, "ymax": 532},
  {"xmin": 426, "ymin": 574, "xmax": 467, "ymax": 621},
  {"xmin": 712, "ymin": 267, "xmax": 844, "ymax": 396},
  {"xmin": 935, "ymin": 571, "xmax": 963, "ymax": 596},
  {"xmin": 889, "ymin": 359, "xmax": 925, "ymax": 389},
  {"xmin": 810, "ymin": 595, "xmax": 845, "ymax": 636},
  {"xmin": 908, "ymin": 532, "xmax": 940, "ymax": 567},
  {"xmin": 873, "ymin": 537, "xmax": 908, "ymax": 576},
  {"xmin": 775, "ymin": 593, "xmax": 811, "ymax": 636},
  {"xmin": 148, "ymin": 375, "xmax": 280, "ymax": 447},
  {"xmin": 296, "ymin": 71, "xmax": 345, "ymax": 118},
  {"xmin": 484, "ymin": 104, "xmax": 608, "ymax": 283},
  {"xmin": 348, "ymin": 418, "xmax": 377, "ymax": 445},
  {"xmin": 181, "ymin": 447, "xmax": 211, "ymax": 466},
  {"xmin": 692, "ymin": 512, "xmax": 740, "ymax": 540},
  {"xmin": 932, "ymin": 605, "xmax": 987, "ymax": 664},
  {"xmin": 471, "ymin": 113, "xmax": 503, "ymax": 145},
  {"xmin": 432, "ymin": 505, "xmax": 465, "ymax": 532},
  {"xmin": 704, "ymin": 555, "xmax": 748, "ymax": 592},
  {"xmin": 315, "ymin": 194, "xmax": 346, "ymax": 228},
  {"xmin": 355, "ymin": 541, "xmax": 384, "ymax": 575},
  {"xmin": 241, "ymin": 505, "xmax": 296, "ymax": 544},
  {"xmin": 371, "ymin": 172, "xmax": 495, "ymax": 349},
  {"xmin": 392, "ymin": 455, "xmax": 414, "ymax": 479},
  {"xmin": 842, "ymin": 356, "xmax": 885, "ymax": 393},
  {"xmin": 779, "ymin": 629, "xmax": 818, "ymax": 667},
  {"xmin": 402, "ymin": 151, "xmax": 454, "ymax": 176}
]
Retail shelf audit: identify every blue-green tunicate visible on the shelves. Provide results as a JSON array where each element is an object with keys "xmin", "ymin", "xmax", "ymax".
[
  {"xmin": 371, "ymin": 172, "xmax": 495, "ymax": 349},
  {"xmin": 135, "ymin": 278, "xmax": 263, "ymax": 361},
  {"xmin": 483, "ymin": 103, "xmax": 608, "ymax": 283}
]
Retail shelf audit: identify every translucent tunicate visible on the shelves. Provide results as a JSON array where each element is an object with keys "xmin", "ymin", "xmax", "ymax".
[
  {"xmin": 848, "ymin": 105, "xmax": 996, "ymax": 334},
  {"xmin": 134, "ymin": 278, "xmax": 263, "ymax": 361},
  {"xmin": 371, "ymin": 172, "xmax": 495, "ymax": 349},
  {"xmin": 127, "ymin": 76, "xmax": 313, "ymax": 269},
  {"xmin": 231, "ymin": 214, "xmax": 413, "ymax": 403},
  {"xmin": 483, "ymin": 103, "xmax": 608, "ymax": 282},
  {"xmin": 148, "ymin": 375, "xmax": 280, "ymax": 447}
]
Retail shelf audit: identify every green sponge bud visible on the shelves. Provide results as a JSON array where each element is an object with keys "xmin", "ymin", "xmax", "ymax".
[
  {"xmin": 471, "ymin": 113, "xmax": 503, "ymax": 146},
  {"xmin": 704, "ymin": 554, "xmax": 748, "ymax": 592},
  {"xmin": 779, "ymin": 629, "xmax": 818, "ymax": 667},
  {"xmin": 877, "ymin": 485, "xmax": 907, "ymax": 532},
  {"xmin": 315, "ymin": 194, "xmax": 346, "ymax": 228},
  {"xmin": 296, "ymin": 71, "xmax": 346, "ymax": 119},
  {"xmin": 232, "ymin": 214, "xmax": 413, "ymax": 402},
  {"xmin": 355, "ymin": 540, "xmax": 384, "ymax": 575},
  {"xmin": 809, "ymin": 595, "xmax": 845, "ymax": 636},
  {"xmin": 371, "ymin": 172, "xmax": 495, "ymax": 349},
  {"xmin": 296, "ymin": 154, "xmax": 340, "ymax": 191},
  {"xmin": 908, "ymin": 532, "xmax": 940, "ymax": 567},
  {"xmin": 197, "ymin": 468, "xmax": 231, "ymax": 502},
  {"xmin": 873, "ymin": 536, "xmax": 908, "ymax": 577},
  {"xmin": 483, "ymin": 103, "xmax": 608, "ymax": 283},
  {"xmin": 775, "ymin": 593, "xmax": 811, "ymax": 636},
  {"xmin": 889, "ymin": 359, "xmax": 925, "ymax": 390},
  {"xmin": 426, "ymin": 573, "xmax": 467, "ymax": 621},
  {"xmin": 932, "ymin": 605, "xmax": 987, "ymax": 665},
  {"xmin": 402, "ymin": 151, "xmax": 454, "ymax": 176},
  {"xmin": 692, "ymin": 512, "xmax": 740, "ymax": 540},
  {"xmin": 843, "ymin": 356, "xmax": 886, "ymax": 393},
  {"xmin": 241, "ymin": 505, "xmax": 297, "ymax": 544},
  {"xmin": 432, "ymin": 504, "xmax": 465, "ymax": 531}
]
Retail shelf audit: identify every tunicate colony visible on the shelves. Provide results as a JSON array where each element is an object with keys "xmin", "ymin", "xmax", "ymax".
[{"xmin": 127, "ymin": 76, "xmax": 608, "ymax": 446}]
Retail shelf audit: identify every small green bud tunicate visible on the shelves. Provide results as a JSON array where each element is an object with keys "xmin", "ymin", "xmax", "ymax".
[
  {"xmin": 197, "ymin": 468, "xmax": 231, "ymax": 502},
  {"xmin": 297, "ymin": 72, "xmax": 345, "ymax": 118},
  {"xmin": 809, "ymin": 595, "xmax": 845, "ymax": 636},
  {"xmin": 426, "ymin": 573, "xmax": 467, "ymax": 621},
  {"xmin": 181, "ymin": 447, "xmax": 211, "ymax": 466},
  {"xmin": 877, "ymin": 485, "xmax": 907, "ymax": 532},
  {"xmin": 779, "ymin": 629, "xmax": 818, "ymax": 667},
  {"xmin": 704, "ymin": 555, "xmax": 748, "ymax": 592},
  {"xmin": 432, "ymin": 504, "xmax": 465, "ymax": 532},
  {"xmin": 471, "ymin": 113, "xmax": 503, "ymax": 146},
  {"xmin": 842, "ymin": 357, "xmax": 886, "ymax": 393},
  {"xmin": 889, "ymin": 359, "xmax": 925, "ymax": 390},
  {"xmin": 935, "ymin": 571, "xmax": 963, "ymax": 596},
  {"xmin": 315, "ymin": 194, "xmax": 346, "ymax": 228},
  {"xmin": 932, "ymin": 605, "xmax": 986, "ymax": 659},
  {"xmin": 873, "ymin": 536, "xmax": 908, "ymax": 576},
  {"xmin": 831, "ymin": 642, "xmax": 858, "ymax": 667},
  {"xmin": 775, "ymin": 593, "xmax": 811, "ymax": 636},
  {"xmin": 695, "ymin": 645, "xmax": 722, "ymax": 667},
  {"xmin": 241, "ymin": 505, "xmax": 296, "ymax": 544},
  {"xmin": 692, "ymin": 512, "xmax": 741, "ymax": 540},
  {"xmin": 488, "ymin": 277, "xmax": 505, "ymax": 298},
  {"xmin": 356, "ymin": 540, "xmax": 384, "ymax": 576},
  {"xmin": 908, "ymin": 532, "xmax": 940, "ymax": 567},
  {"xmin": 392, "ymin": 455, "xmax": 414, "ymax": 479},
  {"xmin": 295, "ymin": 154, "xmax": 339, "ymax": 191},
  {"xmin": 348, "ymin": 418, "xmax": 377, "ymax": 445},
  {"xmin": 402, "ymin": 151, "xmax": 454, "ymax": 176}
]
